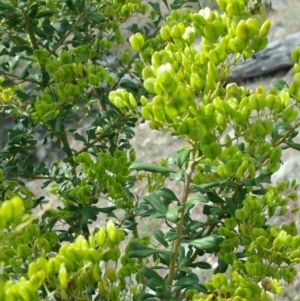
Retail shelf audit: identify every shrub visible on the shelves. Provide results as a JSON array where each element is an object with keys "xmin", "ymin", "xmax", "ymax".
[{"xmin": 1, "ymin": 0, "xmax": 300, "ymax": 301}]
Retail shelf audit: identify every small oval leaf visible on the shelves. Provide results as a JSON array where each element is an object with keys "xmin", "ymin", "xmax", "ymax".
[
  {"xmin": 157, "ymin": 188, "xmax": 179, "ymax": 201},
  {"xmin": 153, "ymin": 230, "xmax": 168, "ymax": 247},
  {"xmin": 189, "ymin": 235, "xmax": 224, "ymax": 252},
  {"xmin": 273, "ymin": 79, "xmax": 288, "ymax": 91},
  {"xmin": 129, "ymin": 162, "xmax": 176, "ymax": 173},
  {"xmin": 165, "ymin": 206, "xmax": 184, "ymax": 223},
  {"xmin": 176, "ymin": 148, "xmax": 192, "ymax": 168}
]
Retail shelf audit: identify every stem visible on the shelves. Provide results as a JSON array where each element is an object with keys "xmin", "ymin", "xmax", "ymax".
[
  {"xmin": 60, "ymin": 131, "xmax": 77, "ymax": 177},
  {"xmin": 94, "ymin": 91, "xmax": 114, "ymax": 149},
  {"xmin": 131, "ymin": 215, "xmax": 147, "ymax": 287},
  {"xmin": 20, "ymin": 8, "xmax": 38, "ymax": 49},
  {"xmin": 2, "ymin": 72, "xmax": 39, "ymax": 85},
  {"xmin": 49, "ymin": 16, "xmax": 83, "ymax": 56},
  {"xmin": 167, "ymin": 148, "xmax": 197, "ymax": 289},
  {"xmin": 20, "ymin": 7, "xmax": 49, "ymax": 86},
  {"xmin": 174, "ymin": 218, "xmax": 217, "ymax": 274},
  {"xmin": 132, "ymin": 215, "xmax": 140, "ymax": 240},
  {"xmin": 108, "ymin": 57, "xmax": 137, "ymax": 94},
  {"xmin": 77, "ymin": 114, "xmax": 125, "ymax": 154}
]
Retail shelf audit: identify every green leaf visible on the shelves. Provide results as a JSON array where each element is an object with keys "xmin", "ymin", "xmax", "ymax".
[
  {"xmin": 187, "ymin": 195, "xmax": 208, "ymax": 204},
  {"xmin": 157, "ymin": 188, "xmax": 178, "ymax": 201},
  {"xmin": 285, "ymin": 141, "xmax": 300, "ymax": 151},
  {"xmin": 207, "ymin": 191, "xmax": 224, "ymax": 204},
  {"xmin": 144, "ymin": 194, "xmax": 168, "ymax": 214},
  {"xmin": 55, "ymin": 114, "xmax": 63, "ymax": 134},
  {"xmin": 89, "ymin": 12, "xmax": 105, "ymax": 23},
  {"xmin": 125, "ymin": 23, "xmax": 139, "ymax": 34},
  {"xmin": 120, "ymin": 79, "xmax": 140, "ymax": 94},
  {"xmin": 0, "ymin": 78, "xmax": 14, "ymax": 87},
  {"xmin": 161, "ymin": 0, "xmax": 170, "ymax": 11},
  {"xmin": 209, "ymin": 208, "xmax": 230, "ymax": 215},
  {"xmin": 36, "ymin": 11, "xmax": 55, "ymax": 18},
  {"xmin": 128, "ymin": 242, "xmax": 168, "ymax": 258},
  {"xmin": 165, "ymin": 206, "xmax": 183, "ymax": 223},
  {"xmin": 11, "ymin": 45, "xmax": 28, "ymax": 53},
  {"xmin": 33, "ymin": 26, "xmax": 48, "ymax": 38},
  {"xmin": 188, "ymin": 235, "xmax": 224, "ymax": 252},
  {"xmin": 273, "ymin": 79, "xmax": 288, "ymax": 90},
  {"xmin": 176, "ymin": 148, "xmax": 192, "ymax": 168},
  {"xmin": 75, "ymin": 133, "xmax": 87, "ymax": 143},
  {"xmin": 236, "ymin": 252, "xmax": 246, "ymax": 259},
  {"xmin": 156, "ymin": 291, "xmax": 172, "ymax": 299},
  {"xmin": 129, "ymin": 162, "xmax": 176, "ymax": 173},
  {"xmin": 199, "ymin": 164, "xmax": 218, "ymax": 173},
  {"xmin": 184, "ymin": 202, "xmax": 195, "ymax": 216},
  {"xmin": 140, "ymin": 267, "xmax": 163, "ymax": 281},
  {"xmin": 0, "ymin": 48, "xmax": 9, "ymax": 55},
  {"xmin": 186, "ymin": 221, "xmax": 204, "ymax": 233},
  {"xmin": 252, "ymin": 187, "xmax": 267, "ymax": 195},
  {"xmin": 192, "ymin": 181, "xmax": 224, "ymax": 193},
  {"xmin": 65, "ymin": 0, "xmax": 77, "ymax": 12},
  {"xmin": 0, "ymin": 1, "xmax": 13, "ymax": 9},
  {"xmin": 214, "ymin": 259, "xmax": 228, "ymax": 274},
  {"xmin": 272, "ymin": 122, "xmax": 293, "ymax": 136},
  {"xmin": 174, "ymin": 273, "xmax": 199, "ymax": 287},
  {"xmin": 203, "ymin": 205, "xmax": 216, "ymax": 215},
  {"xmin": 149, "ymin": 2, "xmax": 161, "ymax": 15},
  {"xmin": 225, "ymin": 197, "xmax": 237, "ymax": 214},
  {"xmin": 80, "ymin": 206, "xmax": 92, "ymax": 234},
  {"xmin": 133, "ymin": 293, "xmax": 155, "ymax": 301},
  {"xmin": 191, "ymin": 261, "xmax": 212, "ymax": 269},
  {"xmin": 238, "ymin": 142, "xmax": 245, "ymax": 152},
  {"xmin": 91, "ymin": 206, "xmax": 117, "ymax": 213},
  {"xmin": 29, "ymin": 3, "xmax": 39, "ymax": 18},
  {"xmin": 11, "ymin": 57, "xmax": 22, "ymax": 71},
  {"xmin": 242, "ymin": 178, "xmax": 256, "ymax": 187},
  {"xmin": 146, "ymin": 278, "xmax": 165, "ymax": 292},
  {"xmin": 153, "ymin": 230, "xmax": 168, "ymax": 247},
  {"xmin": 165, "ymin": 232, "xmax": 179, "ymax": 241},
  {"xmin": 20, "ymin": 64, "xmax": 32, "ymax": 79},
  {"xmin": 171, "ymin": 0, "xmax": 185, "ymax": 9},
  {"xmin": 172, "ymin": 169, "xmax": 184, "ymax": 181}
]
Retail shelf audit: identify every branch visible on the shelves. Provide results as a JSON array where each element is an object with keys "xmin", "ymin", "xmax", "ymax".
[
  {"xmin": 2, "ymin": 72, "xmax": 39, "ymax": 85},
  {"xmin": 61, "ymin": 131, "xmax": 77, "ymax": 178},
  {"xmin": 167, "ymin": 145, "xmax": 197, "ymax": 290},
  {"xmin": 77, "ymin": 114, "xmax": 125, "ymax": 155},
  {"xmin": 49, "ymin": 15, "xmax": 83, "ymax": 56},
  {"xmin": 20, "ymin": 7, "xmax": 38, "ymax": 49}
]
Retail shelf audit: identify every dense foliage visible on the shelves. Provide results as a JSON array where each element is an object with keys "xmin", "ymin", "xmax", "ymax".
[{"xmin": 2, "ymin": 0, "xmax": 300, "ymax": 300}]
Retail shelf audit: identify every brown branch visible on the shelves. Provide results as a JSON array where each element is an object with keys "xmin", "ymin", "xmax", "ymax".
[
  {"xmin": 167, "ymin": 145, "xmax": 198, "ymax": 290},
  {"xmin": 2, "ymin": 72, "xmax": 39, "ymax": 85}
]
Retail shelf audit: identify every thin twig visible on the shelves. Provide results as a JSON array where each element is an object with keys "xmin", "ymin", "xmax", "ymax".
[
  {"xmin": 167, "ymin": 144, "xmax": 197, "ymax": 290},
  {"xmin": 77, "ymin": 114, "xmax": 125, "ymax": 154},
  {"xmin": 49, "ymin": 15, "xmax": 84, "ymax": 56}
]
